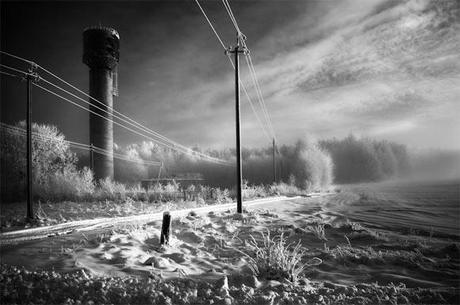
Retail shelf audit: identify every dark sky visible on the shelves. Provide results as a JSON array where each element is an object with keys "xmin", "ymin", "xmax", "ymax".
[{"xmin": 2, "ymin": 0, "xmax": 459, "ymax": 150}]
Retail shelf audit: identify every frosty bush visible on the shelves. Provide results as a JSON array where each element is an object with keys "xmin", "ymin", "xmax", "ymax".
[
  {"xmin": 36, "ymin": 167, "xmax": 95, "ymax": 201},
  {"xmin": 285, "ymin": 138, "xmax": 333, "ymax": 192},
  {"xmin": 1, "ymin": 122, "xmax": 94, "ymax": 202},
  {"xmin": 269, "ymin": 182, "xmax": 302, "ymax": 196},
  {"xmin": 215, "ymin": 188, "xmax": 231, "ymax": 203},
  {"xmin": 125, "ymin": 184, "xmax": 147, "ymax": 202},
  {"xmin": 242, "ymin": 180, "xmax": 268, "ymax": 199},
  {"xmin": 96, "ymin": 178, "xmax": 127, "ymax": 201}
]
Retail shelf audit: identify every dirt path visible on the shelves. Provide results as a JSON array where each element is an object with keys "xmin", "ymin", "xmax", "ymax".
[{"xmin": 0, "ymin": 196, "xmax": 301, "ymax": 245}]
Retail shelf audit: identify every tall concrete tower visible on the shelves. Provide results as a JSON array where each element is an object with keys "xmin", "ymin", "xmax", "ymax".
[{"xmin": 83, "ymin": 26, "xmax": 120, "ymax": 180}]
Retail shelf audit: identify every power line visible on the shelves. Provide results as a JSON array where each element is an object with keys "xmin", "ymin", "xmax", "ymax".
[
  {"xmin": 1, "ymin": 42, "xmax": 276, "ymax": 162},
  {"xmin": 0, "ymin": 70, "xmax": 21, "ymax": 79},
  {"xmin": 220, "ymin": 0, "xmax": 277, "ymax": 141},
  {"xmin": 0, "ymin": 50, "xmax": 35, "ymax": 65},
  {"xmin": 245, "ymin": 54, "xmax": 276, "ymax": 140},
  {"xmin": 243, "ymin": 55, "xmax": 274, "ymax": 138},
  {"xmin": 33, "ymin": 81, "xmax": 232, "ymax": 166},
  {"xmin": 36, "ymin": 64, "xmax": 230, "ymax": 164},
  {"xmin": 37, "ymin": 78, "xmax": 229, "ymax": 164},
  {"xmin": 222, "ymin": 0, "xmax": 242, "ymax": 36},
  {"xmin": 1, "ymin": 58, "xmax": 232, "ymax": 166},
  {"xmin": 1, "ymin": 51, "xmax": 230, "ymax": 165},
  {"xmin": 0, "ymin": 63, "xmax": 31, "ymax": 76},
  {"xmin": 193, "ymin": 0, "xmax": 226, "ymax": 50},
  {"xmin": 39, "ymin": 77, "xmax": 178, "ymax": 150},
  {"xmin": 37, "ymin": 65, "xmax": 189, "ymax": 152},
  {"xmin": 192, "ymin": 2, "xmax": 273, "ymax": 141},
  {"xmin": 1, "ymin": 123, "xmax": 161, "ymax": 166},
  {"xmin": 226, "ymin": 55, "xmax": 272, "ymax": 141},
  {"xmin": 38, "ymin": 68, "xmax": 209, "ymax": 158}
]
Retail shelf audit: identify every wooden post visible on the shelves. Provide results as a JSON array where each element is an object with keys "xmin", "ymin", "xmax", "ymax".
[
  {"xmin": 160, "ymin": 211, "xmax": 171, "ymax": 245},
  {"xmin": 227, "ymin": 35, "xmax": 247, "ymax": 214},
  {"xmin": 90, "ymin": 143, "xmax": 94, "ymax": 171},
  {"xmin": 273, "ymin": 138, "xmax": 276, "ymax": 183},
  {"xmin": 26, "ymin": 73, "xmax": 33, "ymax": 221},
  {"xmin": 235, "ymin": 42, "xmax": 242, "ymax": 214}
]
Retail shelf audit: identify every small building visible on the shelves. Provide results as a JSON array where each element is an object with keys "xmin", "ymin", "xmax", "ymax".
[{"xmin": 141, "ymin": 173, "xmax": 205, "ymax": 189}]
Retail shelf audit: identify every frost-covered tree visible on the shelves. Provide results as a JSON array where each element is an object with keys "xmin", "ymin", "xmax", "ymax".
[{"xmin": 1, "ymin": 122, "xmax": 93, "ymax": 202}]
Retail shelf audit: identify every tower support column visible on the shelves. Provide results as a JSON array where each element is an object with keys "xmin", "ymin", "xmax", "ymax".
[
  {"xmin": 89, "ymin": 68, "xmax": 114, "ymax": 180},
  {"xmin": 83, "ymin": 26, "xmax": 120, "ymax": 181}
]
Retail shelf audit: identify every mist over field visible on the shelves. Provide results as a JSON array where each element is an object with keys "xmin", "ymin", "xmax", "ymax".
[
  {"xmin": 109, "ymin": 134, "xmax": 458, "ymax": 186},
  {"xmin": 3, "ymin": 121, "xmax": 458, "ymax": 204},
  {"xmin": 408, "ymin": 149, "xmax": 460, "ymax": 181}
]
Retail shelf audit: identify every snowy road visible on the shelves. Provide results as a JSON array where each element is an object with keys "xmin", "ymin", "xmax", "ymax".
[{"xmin": 0, "ymin": 196, "xmax": 301, "ymax": 245}]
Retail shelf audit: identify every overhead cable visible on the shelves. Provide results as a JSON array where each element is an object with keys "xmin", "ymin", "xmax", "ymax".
[{"xmin": 1, "ymin": 51, "xmax": 229, "ymax": 165}]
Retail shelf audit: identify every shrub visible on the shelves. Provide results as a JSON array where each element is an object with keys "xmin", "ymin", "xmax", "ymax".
[
  {"xmin": 164, "ymin": 182, "xmax": 180, "ymax": 201},
  {"xmin": 1, "ymin": 122, "xmax": 78, "ymax": 202},
  {"xmin": 196, "ymin": 184, "xmax": 210, "ymax": 201},
  {"xmin": 126, "ymin": 184, "xmax": 147, "ymax": 202},
  {"xmin": 96, "ymin": 178, "xmax": 127, "ymax": 202},
  {"xmin": 215, "ymin": 188, "xmax": 231, "ymax": 203},
  {"xmin": 35, "ymin": 167, "xmax": 95, "ymax": 201},
  {"xmin": 241, "ymin": 180, "xmax": 267, "ymax": 199},
  {"xmin": 147, "ymin": 183, "xmax": 163, "ymax": 202},
  {"xmin": 269, "ymin": 182, "xmax": 302, "ymax": 196},
  {"xmin": 239, "ymin": 230, "xmax": 322, "ymax": 283},
  {"xmin": 289, "ymin": 138, "xmax": 334, "ymax": 192},
  {"xmin": 143, "ymin": 182, "xmax": 183, "ymax": 203}
]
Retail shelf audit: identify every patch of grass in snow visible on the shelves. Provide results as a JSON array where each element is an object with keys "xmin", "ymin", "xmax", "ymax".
[
  {"xmin": 321, "ymin": 244, "xmax": 456, "ymax": 270},
  {"xmin": 307, "ymin": 223, "xmax": 328, "ymax": 242},
  {"xmin": 239, "ymin": 230, "xmax": 322, "ymax": 283}
]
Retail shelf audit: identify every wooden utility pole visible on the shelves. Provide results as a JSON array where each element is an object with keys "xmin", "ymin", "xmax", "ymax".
[
  {"xmin": 26, "ymin": 66, "xmax": 37, "ymax": 221},
  {"xmin": 90, "ymin": 143, "xmax": 94, "ymax": 171},
  {"xmin": 273, "ymin": 138, "xmax": 276, "ymax": 183},
  {"xmin": 227, "ymin": 35, "xmax": 247, "ymax": 214}
]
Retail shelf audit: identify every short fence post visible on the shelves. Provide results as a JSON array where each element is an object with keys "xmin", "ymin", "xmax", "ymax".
[{"xmin": 160, "ymin": 211, "xmax": 171, "ymax": 246}]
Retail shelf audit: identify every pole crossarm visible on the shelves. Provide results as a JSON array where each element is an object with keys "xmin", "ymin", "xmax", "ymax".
[{"xmin": 225, "ymin": 45, "xmax": 249, "ymax": 55}]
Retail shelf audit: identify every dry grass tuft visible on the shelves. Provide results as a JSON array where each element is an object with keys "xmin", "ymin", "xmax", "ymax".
[{"xmin": 239, "ymin": 230, "xmax": 321, "ymax": 283}]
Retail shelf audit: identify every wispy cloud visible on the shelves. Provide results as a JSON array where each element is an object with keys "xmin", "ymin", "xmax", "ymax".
[
  {"xmin": 231, "ymin": 0, "xmax": 460, "ymax": 149},
  {"xmin": 107, "ymin": 0, "xmax": 459, "ymax": 150}
]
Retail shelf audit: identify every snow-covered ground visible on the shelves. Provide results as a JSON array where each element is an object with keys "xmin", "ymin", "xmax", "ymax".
[
  {"xmin": 0, "ymin": 196, "xmax": 299, "ymax": 245},
  {"xmin": 1, "ymin": 190, "xmax": 459, "ymax": 304}
]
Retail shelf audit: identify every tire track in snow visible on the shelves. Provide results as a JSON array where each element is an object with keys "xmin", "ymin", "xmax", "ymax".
[{"xmin": 0, "ymin": 196, "xmax": 302, "ymax": 245}]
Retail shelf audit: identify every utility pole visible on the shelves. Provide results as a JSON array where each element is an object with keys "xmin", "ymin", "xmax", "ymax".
[
  {"xmin": 227, "ymin": 35, "xmax": 247, "ymax": 214},
  {"xmin": 90, "ymin": 143, "xmax": 94, "ymax": 171},
  {"xmin": 273, "ymin": 138, "xmax": 276, "ymax": 183},
  {"xmin": 26, "ymin": 64, "xmax": 37, "ymax": 221}
]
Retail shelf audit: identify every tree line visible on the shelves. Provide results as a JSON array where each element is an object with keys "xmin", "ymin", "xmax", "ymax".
[{"xmin": 2, "ymin": 122, "xmax": 414, "ymax": 202}]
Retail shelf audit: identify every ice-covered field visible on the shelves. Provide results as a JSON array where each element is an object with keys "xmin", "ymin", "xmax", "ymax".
[{"xmin": 1, "ymin": 180, "xmax": 459, "ymax": 304}]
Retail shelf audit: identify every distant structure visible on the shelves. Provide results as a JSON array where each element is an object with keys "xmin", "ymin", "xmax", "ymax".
[
  {"xmin": 141, "ymin": 173, "xmax": 205, "ymax": 190},
  {"xmin": 83, "ymin": 26, "xmax": 120, "ymax": 180}
]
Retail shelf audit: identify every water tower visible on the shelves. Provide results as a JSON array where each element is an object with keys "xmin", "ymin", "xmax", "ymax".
[{"xmin": 83, "ymin": 26, "xmax": 120, "ymax": 180}]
